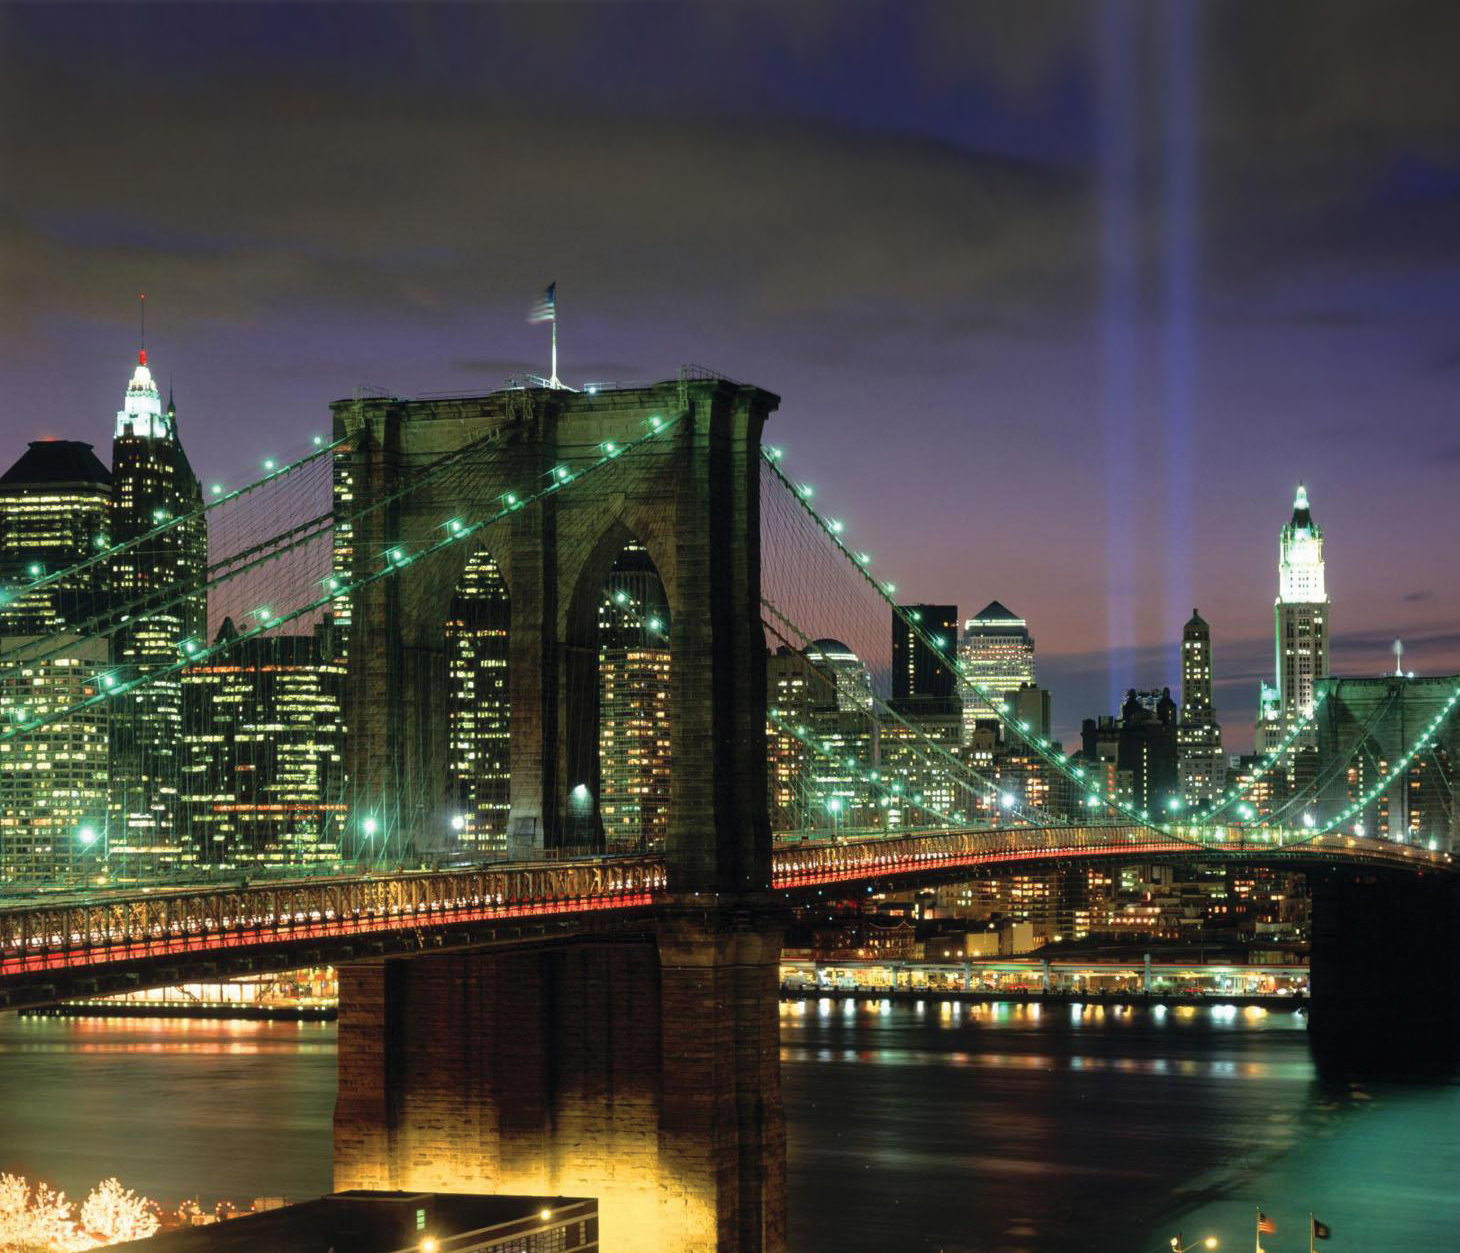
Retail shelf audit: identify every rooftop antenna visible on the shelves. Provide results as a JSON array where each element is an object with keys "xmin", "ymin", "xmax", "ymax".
[
  {"xmin": 1392, "ymin": 638, "xmax": 1404, "ymax": 677},
  {"xmin": 138, "ymin": 292, "xmax": 147, "ymax": 366}
]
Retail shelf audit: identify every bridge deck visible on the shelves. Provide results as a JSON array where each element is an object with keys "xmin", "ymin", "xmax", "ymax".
[{"xmin": 0, "ymin": 827, "xmax": 1449, "ymax": 1009}]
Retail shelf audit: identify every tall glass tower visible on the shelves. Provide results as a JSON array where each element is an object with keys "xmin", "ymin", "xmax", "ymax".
[
  {"xmin": 109, "ymin": 348, "xmax": 207, "ymax": 874},
  {"xmin": 1274, "ymin": 484, "xmax": 1328, "ymax": 724}
]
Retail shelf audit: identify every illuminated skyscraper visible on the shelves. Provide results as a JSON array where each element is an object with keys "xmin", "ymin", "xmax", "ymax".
[
  {"xmin": 0, "ymin": 441, "xmax": 114, "ymax": 884},
  {"xmin": 1177, "ymin": 609, "xmax": 1224, "ymax": 804},
  {"xmin": 958, "ymin": 601, "xmax": 1036, "ymax": 743},
  {"xmin": 0, "ymin": 441, "xmax": 113, "ymax": 632},
  {"xmin": 181, "ymin": 615, "xmax": 345, "ymax": 867},
  {"xmin": 1273, "ymin": 484, "xmax": 1329, "ymax": 723},
  {"xmin": 109, "ymin": 349, "xmax": 208, "ymax": 871},
  {"xmin": 598, "ymin": 544, "xmax": 671, "ymax": 851},
  {"xmin": 445, "ymin": 550, "xmax": 511, "ymax": 854}
]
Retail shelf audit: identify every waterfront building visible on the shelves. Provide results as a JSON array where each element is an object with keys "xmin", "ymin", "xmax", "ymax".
[
  {"xmin": 0, "ymin": 441, "xmax": 114, "ymax": 885},
  {"xmin": 598, "ymin": 543, "xmax": 671, "ymax": 851},
  {"xmin": 445, "ymin": 549, "xmax": 511, "ymax": 854},
  {"xmin": 180, "ymin": 616, "xmax": 346, "ymax": 867},
  {"xmin": 892, "ymin": 603, "xmax": 958, "ymax": 713},
  {"xmin": 1177, "ymin": 609, "xmax": 1225, "ymax": 805},
  {"xmin": 957, "ymin": 600, "xmax": 1036, "ymax": 743},
  {"xmin": 1273, "ymin": 484, "xmax": 1329, "ymax": 724},
  {"xmin": 108, "ymin": 350, "xmax": 207, "ymax": 872}
]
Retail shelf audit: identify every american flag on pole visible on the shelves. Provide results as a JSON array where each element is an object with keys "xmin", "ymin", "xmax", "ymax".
[
  {"xmin": 529, "ymin": 282, "xmax": 556, "ymax": 324},
  {"xmin": 1257, "ymin": 1212, "xmax": 1276, "ymax": 1235}
]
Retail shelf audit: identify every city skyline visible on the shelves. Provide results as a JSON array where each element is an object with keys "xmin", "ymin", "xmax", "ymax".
[
  {"xmin": 0, "ymin": 339, "xmax": 1442, "ymax": 755},
  {"xmin": 2, "ymin": 8, "xmax": 1459, "ymax": 1253},
  {"xmin": 3, "ymin": 2, "xmax": 1458, "ymax": 755}
]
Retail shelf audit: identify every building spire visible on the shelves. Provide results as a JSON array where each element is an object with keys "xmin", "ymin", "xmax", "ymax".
[
  {"xmin": 1294, "ymin": 481, "xmax": 1308, "ymax": 512},
  {"xmin": 138, "ymin": 292, "xmax": 147, "ymax": 367}
]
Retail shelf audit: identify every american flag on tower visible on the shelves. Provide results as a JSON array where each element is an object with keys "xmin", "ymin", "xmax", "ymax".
[{"xmin": 528, "ymin": 282, "xmax": 556, "ymax": 324}]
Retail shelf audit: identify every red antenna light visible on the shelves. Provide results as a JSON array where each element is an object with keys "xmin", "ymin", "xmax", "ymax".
[{"xmin": 138, "ymin": 293, "xmax": 147, "ymax": 366}]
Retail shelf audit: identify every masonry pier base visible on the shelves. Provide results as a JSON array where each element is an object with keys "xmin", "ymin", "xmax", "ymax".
[{"xmin": 333, "ymin": 907, "xmax": 787, "ymax": 1253}]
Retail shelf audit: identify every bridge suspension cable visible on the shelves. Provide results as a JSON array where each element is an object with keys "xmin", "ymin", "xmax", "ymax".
[
  {"xmin": 759, "ymin": 446, "xmax": 1167, "ymax": 835},
  {"xmin": 1245, "ymin": 689, "xmax": 1403, "ymax": 831},
  {"xmin": 0, "ymin": 408, "xmax": 539, "ymax": 678},
  {"xmin": 0, "ymin": 433, "xmax": 344, "ymax": 664},
  {"xmin": 0, "ymin": 409, "xmax": 686, "ymax": 750},
  {"xmin": 760, "ymin": 595, "xmax": 1066, "ymax": 831},
  {"xmin": 1199, "ymin": 694, "xmax": 1327, "ymax": 819},
  {"xmin": 1309, "ymin": 686, "xmax": 1460, "ymax": 839}
]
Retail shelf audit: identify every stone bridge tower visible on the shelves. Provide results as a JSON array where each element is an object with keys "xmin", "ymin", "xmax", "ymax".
[{"xmin": 330, "ymin": 376, "xmax": 787, "ymax": 1253}]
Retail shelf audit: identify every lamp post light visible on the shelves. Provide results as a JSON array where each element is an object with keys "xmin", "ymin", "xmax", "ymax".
[
  {"xmin": 1170, "ymin": 1236, "xmax": 1218, "ymax": 1253},
  {"xmin": 75, "ymin": 822, "xmax": 106, "ymax": 883},
  {"xmin": 826, "ymin": 795, "xmax": 844, "ymax": 839}
]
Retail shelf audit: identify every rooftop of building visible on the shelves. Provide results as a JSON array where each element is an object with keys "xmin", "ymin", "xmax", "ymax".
[
  {"xmin": 965, "ymin": 599, "xmax": 1023, "ymax": 625},
  {"xmin": 806, "ymin": 637, "xmax": 858, "ymax": 661},
  {"xmin": 111, "ymin": 1191, "xmax": 595, "ymax": 1253},
  {"xmin": 0, "ymin": 439, "xmax": 112, "ymax": 490}
]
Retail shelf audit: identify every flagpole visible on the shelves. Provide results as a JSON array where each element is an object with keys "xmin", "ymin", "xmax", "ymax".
[
  {"xmin": 550, "ymin": 297, "xmax": 559, "ymax": 388},
  {"xmin": 1308, "ymin": 1213, "xmax": 1314, "ymax": 1253},
  {"xmin": 1254, "ymin": 1207, "xmax": 1260, "ymax": 1253}
]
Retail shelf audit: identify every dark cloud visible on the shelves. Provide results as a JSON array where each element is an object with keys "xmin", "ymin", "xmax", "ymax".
[{"xmin": 1404, "ymin": 590, "xmax": 1435, "ymax": 604}]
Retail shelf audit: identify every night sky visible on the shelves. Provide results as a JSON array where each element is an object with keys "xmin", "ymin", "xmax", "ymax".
[{"xmin": 2, "ymin": 1, "xmax": 1457, "ymax": 749}]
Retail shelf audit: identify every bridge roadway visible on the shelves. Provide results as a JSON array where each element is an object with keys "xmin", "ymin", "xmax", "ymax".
[{"xmin": 0, "ymin": 824, "xmax": 1450, "ymax": 1010}]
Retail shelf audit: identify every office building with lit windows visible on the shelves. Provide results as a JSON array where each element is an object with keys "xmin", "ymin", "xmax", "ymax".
[
  {"xmin": 957, "ymin": 600, "xmax": 1036, "ymax": 743},
  {"xmin": 1177, "ymin": 609, "xmax": 1224, "ymax": 804},
  {"xmin": 108, "ymin": 349, "xmax": 208, "ymax": 871},
  {"xmin": 0, "ymin": 639, "xmax": 111, "ymax": 885},
  {"xmin": 598, "ymin": 544, "xmax": 671, "ymax": 851},
  {"xmin": 0, "ymin": 440, "xmax": 115, "ymax": 885},
  {"xmin": 445, "ymin": 550, "xmax": 512, "ymax": 855},
  {"xmin": 0, "ymin": 440, "xmax": 114, "ymax": 633},
  {"xmin": 767, "ymin": 641, "xmax": 878, "ymax": 835},
  {"xmin": 180, "ymin": 615, "xmax": 346, "ymax": 867}
]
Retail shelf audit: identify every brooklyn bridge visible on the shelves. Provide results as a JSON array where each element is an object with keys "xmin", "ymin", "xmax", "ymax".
[{"xmin": 2, "ymin": 372, "xmax": 1457, "ymax": 1252}]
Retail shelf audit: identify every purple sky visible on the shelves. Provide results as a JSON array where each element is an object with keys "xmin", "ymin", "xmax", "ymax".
[{"xmin": 2, "ymin": 1, "xmax": 1457, "ymax": 749}]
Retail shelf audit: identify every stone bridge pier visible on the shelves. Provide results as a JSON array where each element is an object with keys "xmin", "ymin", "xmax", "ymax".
[
  {"xmin": 332, "ymin": 909, "xmax": 787, "ymax": 1253},
  {"xmin": 1308, "ymin": 869, "xmax": 1460, "ymax": 1078}
]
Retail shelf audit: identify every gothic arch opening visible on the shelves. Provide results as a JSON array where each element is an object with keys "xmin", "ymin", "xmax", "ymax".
[
  {"xmin": 444, "ymin": 547, "xmax": 511, "ymax": 856},
  {"xmin": 594, "ymin": 541, "xmax": 672, "ymax": 853}
]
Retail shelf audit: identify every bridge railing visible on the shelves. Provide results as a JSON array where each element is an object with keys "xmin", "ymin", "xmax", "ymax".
[
  {"xmin": 770, "ymin": 825, "xmax": 1454, "ymax": 886},
  {"xmin": 0, "ymin": 856, "xmax": 668, "ymax": 979}
]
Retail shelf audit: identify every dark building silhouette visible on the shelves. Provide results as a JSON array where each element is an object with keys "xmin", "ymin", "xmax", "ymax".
[
  {"xmin": 891, "ymin": 602, "xmax": 958, "ymax": 713},
  {"xmin": 1082, "ymin": 688, "xmax": 1179, "ymax": 815}
]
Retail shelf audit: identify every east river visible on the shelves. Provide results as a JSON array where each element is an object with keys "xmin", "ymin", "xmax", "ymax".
[{"xmin": 2, "ymin": 1002, "xmax": 1459, "ymax": 1252}]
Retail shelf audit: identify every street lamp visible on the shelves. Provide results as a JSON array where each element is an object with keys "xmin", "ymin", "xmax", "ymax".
[{"xmin": 1170, "ymin": 1237, "xmax": 1218, "ymax": 1252}]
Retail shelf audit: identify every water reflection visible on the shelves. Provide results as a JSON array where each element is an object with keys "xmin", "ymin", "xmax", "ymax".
[{"xmin": 0, "ymin": 1005, "xmax": 1457, "ymax": 1253}]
